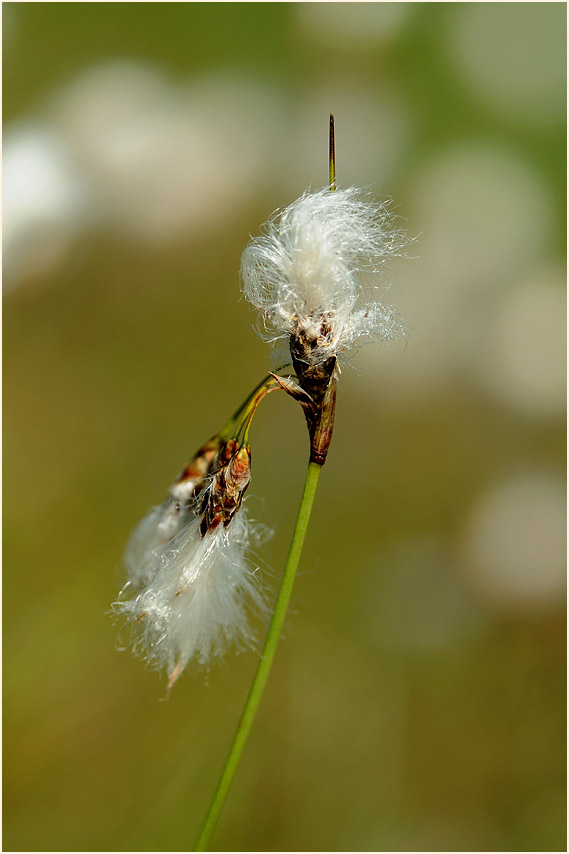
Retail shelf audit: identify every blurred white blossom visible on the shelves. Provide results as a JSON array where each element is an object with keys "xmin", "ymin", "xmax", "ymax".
[
  {"xmin": 53, "ymin": 62, "xmax": 285, "ymax": 244},
  {"xmin": 3, "ymin": 123, "xmax": 90, "ymax": 291},
  {"xmin": 3, "ymin": 61, "xmax": 287, "ymax": 290}
]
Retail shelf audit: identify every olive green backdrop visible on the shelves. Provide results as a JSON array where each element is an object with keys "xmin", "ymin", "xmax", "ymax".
[{"xmin": 4, "ymin": 3, "xmax": 566, "ymax": 851}]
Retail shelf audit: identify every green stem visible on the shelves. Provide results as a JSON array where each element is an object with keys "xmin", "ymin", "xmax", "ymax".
[{"xmin": 194, "ymin": 460, "xmax": 323, "ymax": 851}]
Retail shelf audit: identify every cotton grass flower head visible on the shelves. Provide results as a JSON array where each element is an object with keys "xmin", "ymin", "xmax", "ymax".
[
  {"xmin": 115, "ymin": 115, "xmax": 412, "ymax": 849},
  {"xmin": 114, "ymin": 437, "xmax": 269, "ymax": 691},
  {"xmin": 241, "ymin": 186, "xmax": 407, "ymax": 369}
]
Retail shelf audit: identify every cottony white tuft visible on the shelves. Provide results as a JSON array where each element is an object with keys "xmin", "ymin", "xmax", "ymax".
[
  {"xmin": 121, "ymin": 496, "xmax": 194, "ymax": 590},
  {"xmin": 114, "ymin": 505, "xmax": 268, "ymax": 690},
  {"xmin": 241, "ymin": 186, "xmax": 407, "ymax": 366}
]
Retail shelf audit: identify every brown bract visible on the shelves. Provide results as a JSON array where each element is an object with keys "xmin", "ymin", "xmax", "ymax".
[
  {"xmin": 271, "ymin": 332, "xmax": 338, "ymax": 468},
  {"xmin": 174, "ymin": 437, "xmax": 221, "ymax": 486},
  {"xmin": 169, "ymin": 436, "xmax": 221, "ymax": 508}
]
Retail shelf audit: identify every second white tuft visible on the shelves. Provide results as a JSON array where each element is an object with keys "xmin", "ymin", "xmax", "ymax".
[{"xmin": 114, "ymin": 506, "xmax": 269, "ymax": 690}]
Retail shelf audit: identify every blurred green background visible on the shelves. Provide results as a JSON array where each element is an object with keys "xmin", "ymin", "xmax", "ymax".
[{"xmin": 3, "ymin": 3, "xmax": 566, "ymax": 851}]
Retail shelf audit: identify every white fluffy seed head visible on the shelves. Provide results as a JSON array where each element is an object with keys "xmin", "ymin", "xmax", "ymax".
[
  {"xmin": 241, "ymin": 186, "xmax": 407, "ymax": 366},
  {"xmin": 114, "ymin": 504, "xmax": 269, "ymax": 687}
]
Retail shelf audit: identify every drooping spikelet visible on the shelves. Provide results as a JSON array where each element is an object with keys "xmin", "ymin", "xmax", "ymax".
[{"xmin": 241, "ymin": 186, "xmax": 407, "ymax": 367}]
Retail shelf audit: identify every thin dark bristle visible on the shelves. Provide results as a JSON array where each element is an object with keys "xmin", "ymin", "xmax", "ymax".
[{"xmin": 329, "ymin": 113, "xmax": 336, "ymax": 192}]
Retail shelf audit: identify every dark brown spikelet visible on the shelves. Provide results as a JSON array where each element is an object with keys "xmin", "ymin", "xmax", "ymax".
[
  {"xmin": 267, "ymin": 323, "xmax": 338, "ymax": 467},
  {"xmin": 289, "ymin": 317, "xmax": 337, "ymax": 407},
  {"xmin": 285, "ymin": 316, "xmax": 338, "ymax": 466},
  {"xmin": 200, "ymin": 440, "xmax": 252, "ymax": 536}
]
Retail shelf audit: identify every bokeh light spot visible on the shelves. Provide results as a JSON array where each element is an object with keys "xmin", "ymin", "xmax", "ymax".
[
  {"xmin": 298, "ymin": 2, "xmax": 412, "ymax": 49},
  {"xmin": 472, "ymin": 266, "xmax": 566, "ymax": 416},
  {"xmin": 448, "ymin": 3, "xmax": 565, "ymax": 126},
  {"xmin": 3, "ymin": 123, "xmax": 90, "ymax": 291},
  {"xmin": 460, "ymin": 472, "xmax": 566, "ymax": 614}
]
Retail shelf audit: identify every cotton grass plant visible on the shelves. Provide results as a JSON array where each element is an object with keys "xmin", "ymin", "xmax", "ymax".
[{"xmin": 112, "ymin": 115, "xmax": 408, "ymax": 849}]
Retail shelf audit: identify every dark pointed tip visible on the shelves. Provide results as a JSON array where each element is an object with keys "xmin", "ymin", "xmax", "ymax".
[{"xmin": 329, "ymin": 113, "xmax": 336, "ymax": 190}]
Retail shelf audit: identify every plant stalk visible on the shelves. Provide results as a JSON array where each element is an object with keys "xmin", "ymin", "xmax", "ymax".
[{"xmin": 194, "ymin": 460, "xmax": 323, "ymax": 851}]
